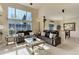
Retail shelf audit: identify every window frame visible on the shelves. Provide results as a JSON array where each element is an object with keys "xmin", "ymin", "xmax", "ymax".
[{"xmin": 8, "ymin": 7, "xmax": 32, "ymax": 35}]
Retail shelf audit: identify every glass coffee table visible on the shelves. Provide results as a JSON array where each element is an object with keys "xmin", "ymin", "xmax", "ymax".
[{"xmin": 24, "ymin": 37, "xmax": 45, "ymax": 55}]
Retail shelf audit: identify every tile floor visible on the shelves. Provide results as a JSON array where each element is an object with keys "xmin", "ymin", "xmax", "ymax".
[{"xmin": 1, "ymin": 38, "xmax": 79, "ymax": 55}]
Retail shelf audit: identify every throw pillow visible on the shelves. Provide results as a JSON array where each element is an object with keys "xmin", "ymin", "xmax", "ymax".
[
  {"xmin": 49, "ymin": 33, "xmax": 53, "ymax": 39},
  {"xmin": 30, "ymin": 32, "xmax": 34, "ymax": 35},
  {"xmin": 53, "ymin": 34, "xmax": 57, "ymax": 38},
  {"xmin": 41, "ymin": 32, "xmax": 45, "ymax": 36}
]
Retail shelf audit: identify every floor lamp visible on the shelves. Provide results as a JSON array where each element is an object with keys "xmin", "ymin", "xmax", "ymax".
[
  {"xmin": 43, "ymin": 16, "xmax": 46, "ymax": 30},
  {"xmin": 62, "ymin": 9, "xmax": 64, "ymax": 30},
  {"xmin": 61, "ymin": 9, "xmax": 66, "ymax": 42}
]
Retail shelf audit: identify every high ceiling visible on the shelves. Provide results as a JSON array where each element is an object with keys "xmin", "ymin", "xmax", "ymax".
[{"xmin": 20, "ymin": 3, "xmax": 79, "ymax": 20}]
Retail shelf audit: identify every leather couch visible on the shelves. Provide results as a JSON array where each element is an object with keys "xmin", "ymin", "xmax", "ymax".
[
  {"xmin": 16, "ymin": 30, "xmax": 32, "ymax": 43},
  {"xmin": 37, "ymin": 30, "xmax": 61, "ymax": 47},
  {"xmin": 16, "ymin": 30, "xmax": 32, "ymax": 36}
]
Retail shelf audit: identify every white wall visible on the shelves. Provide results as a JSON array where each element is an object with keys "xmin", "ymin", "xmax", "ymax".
[
  {"xmin": 38, "ymin": 18, "xmax": 60, "ymax": 33},
  {"xmin": 64, "ymin": 17, "xmax": 79, "ymax": 39}
]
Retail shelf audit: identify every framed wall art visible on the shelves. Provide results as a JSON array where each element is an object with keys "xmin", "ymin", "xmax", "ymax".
[{"xmin": 63, "ymin": 23, "xmax": 75, "ymax": 31}]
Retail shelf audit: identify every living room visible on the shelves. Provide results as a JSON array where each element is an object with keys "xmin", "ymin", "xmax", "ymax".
[{"xmin": 0, "ymin": 3, "xmax": 79, "ymax": 55}]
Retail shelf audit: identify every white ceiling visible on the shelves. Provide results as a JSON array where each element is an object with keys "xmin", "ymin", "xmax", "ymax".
[{"xmin": 20, "ymin": 3, "xmax": 79, "ymax": 20}]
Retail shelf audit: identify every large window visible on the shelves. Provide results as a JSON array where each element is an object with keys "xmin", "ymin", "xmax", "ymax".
[
  {"xmin": 16, "ymin": 9, "xmax": 26, "ymax": 20},
  {"xmin": 27, "ymin": 12, "xmax": 32, "ymax": 20},
  {"xmin": 8, "ymin": 7, "xmax": 32, "ymax": 35},
  {"xmin": 26, "ymin": 22, "xmax": 32, "ymax": 30},
  {"xmin": 8, "ymin": 7, "xmax": 32, "ymax": 20},
  {"xmin": 8, "ymin": 7, "xmax": 15, "ymax": 19},
  {"xmin": 15, "ymin": 22, "xmax": 32, "ymax": 31},
  {"xmin": 49, "ymin": 24, "xmax": 54, "ymax": 30}
]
